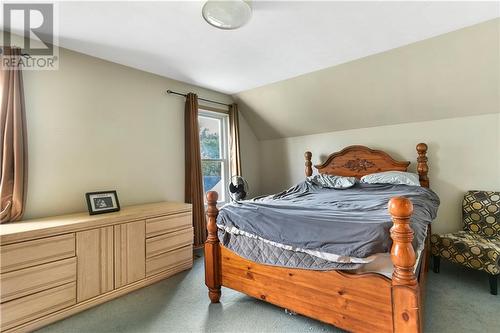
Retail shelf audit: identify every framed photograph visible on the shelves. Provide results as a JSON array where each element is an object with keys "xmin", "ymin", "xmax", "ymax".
[{"xmin": 85, "ymin": 191, "xmax": 120, "ymax": 215}]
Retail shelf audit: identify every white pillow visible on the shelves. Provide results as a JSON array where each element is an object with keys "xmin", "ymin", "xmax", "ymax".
[
  {"xmin": 361, "ymin": 171, "xmax": 420, "ymax": 187},
  {"xmin": 307, "ymin": 174, "xmax": 357, "ymax": 189}
]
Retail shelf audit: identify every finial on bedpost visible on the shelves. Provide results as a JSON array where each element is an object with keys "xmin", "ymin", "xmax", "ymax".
[
  {"xmin": 416, "ymin": 143, "xmax": 429, "ymax": 188},
  {"xmin": 205, "ymin": 191, "xmax": 221, "ymax": 303},
  {"xmin": 389, "ymin": 196, "xmax": 422, "ymax": 333},
  {"xmin": 305, "ymin": 151, "xmax": 312, "ymax": 177},
  {"xmin": 206, "ymin": 191, "xmax": 219, "ymax": 243},
  {"xmin": 389, "ymin": 197, "xmax": 417, "ymax": 286}
]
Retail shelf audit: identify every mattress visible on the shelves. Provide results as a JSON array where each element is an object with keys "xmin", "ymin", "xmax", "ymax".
[
  {"xmin": 216, "ymin": 180, "xmax": 438, "ymax": 277},
  {"xmin": 219, "ymin": 226, "xmax": 427, "ymax": 279}
]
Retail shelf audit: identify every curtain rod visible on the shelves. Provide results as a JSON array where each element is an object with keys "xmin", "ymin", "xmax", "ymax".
[
  {"xmin": 0, "ymin": 47, "xmax": 31, "ymax": 58},
  {"xmin": 166, "ymin": 90, "xmax": 230, "ymax": 107}
]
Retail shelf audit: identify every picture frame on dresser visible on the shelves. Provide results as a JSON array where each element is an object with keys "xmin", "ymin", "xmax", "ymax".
[{"xmin": 85, "ymin": 190, "xmax": 120, "ymax": 215}]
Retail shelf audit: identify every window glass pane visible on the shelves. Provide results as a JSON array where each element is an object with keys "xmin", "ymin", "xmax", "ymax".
[
  {"xmin": 202, "ymin": 161, "xmax": 225, "ymax": 201},
  {"xmin": 199, "ymin": 116, "xmax": 221, "ymax": 159}
]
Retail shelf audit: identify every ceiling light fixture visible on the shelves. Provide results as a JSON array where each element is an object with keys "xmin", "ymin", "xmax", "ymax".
[{"xmin": 202, "ymin": 1, "xmax": 252, "ymax": 30}]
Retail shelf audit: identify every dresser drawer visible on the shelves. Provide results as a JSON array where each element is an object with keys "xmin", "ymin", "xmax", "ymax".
[
  {"xmin": 146, "ymin": 227, "xmax": 193, "ymax": 259},
  {"xmin": 0, "ymin": 282, "xmax": 76, "ymax": 331},
  {"xmin": 146, "ymin": 245, "xmax": 192, "ymax": 276},
  {"xmin": 1, "ymin": 257, "xmax": 76, "ymax": 303},
  {"xmin": 0, "ymin": 234, "xmax": 75, "ymax": 274},
  {"xmin": 146, "ymin": 213, "xmax": 192, "ymax": 238}
]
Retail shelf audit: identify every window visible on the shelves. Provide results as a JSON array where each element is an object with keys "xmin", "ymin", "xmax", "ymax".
[{"xmin": 199, "ymin": 110, "xmax": 230, "ymax": 203}]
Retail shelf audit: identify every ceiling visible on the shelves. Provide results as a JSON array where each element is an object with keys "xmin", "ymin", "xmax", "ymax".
[
  {"xmin": 234, "ymin": 18, "xmax": 499, "ymax": 139},
  {"xmin": 4, "ymin": 1, "xmax": 499, "ymax": 94}
]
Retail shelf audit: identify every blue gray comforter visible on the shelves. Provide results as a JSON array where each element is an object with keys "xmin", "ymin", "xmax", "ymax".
[{"xmin": 217, "ymin": 182, "xmax": 440, "ymax": 259}]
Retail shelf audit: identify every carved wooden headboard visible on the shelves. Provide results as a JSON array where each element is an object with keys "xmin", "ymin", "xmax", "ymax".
[{"xmin": 304, "ymin": 143, "xmax": 430, "ymax": 188}]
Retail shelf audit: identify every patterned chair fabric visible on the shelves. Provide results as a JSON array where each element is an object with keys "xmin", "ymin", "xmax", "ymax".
[
  {"xmin": 462, "ymin": 191, "xmax": 500, "ymax": 237},
  {"xmin": 431, "ymin": 191, "xmax": 500, "ymax": 275}
]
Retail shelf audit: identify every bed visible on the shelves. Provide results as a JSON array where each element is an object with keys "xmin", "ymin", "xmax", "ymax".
[{"xmin": 204, "ymin": 143, "xmax": 434, "ymax": 333}]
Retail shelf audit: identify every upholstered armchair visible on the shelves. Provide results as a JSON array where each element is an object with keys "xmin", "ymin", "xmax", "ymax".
[{"xmin": 431, "ymin": 191, "xmax": 500, "ymax": 295}]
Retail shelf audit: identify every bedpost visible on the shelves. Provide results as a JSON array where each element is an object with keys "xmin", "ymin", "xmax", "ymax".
[
  {"xmin": 416, "ymin": 143, "xmax": 429, "ymax": 188},
  {"xmin": 204, "ymin": 191, "xmax": 221, "ymax": 303},
  {"xmin": 305, "ymin": 151, "xmax": 312, "ymax": 177},
  {"xmin": 389, "ymin": 197, "xmax": 421, "ymax": 333}
]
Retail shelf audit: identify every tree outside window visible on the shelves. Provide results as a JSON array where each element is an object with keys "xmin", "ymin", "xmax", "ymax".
[{"xmin": 199, "ymin": 110, "xmax": 229, "ymax": 202}]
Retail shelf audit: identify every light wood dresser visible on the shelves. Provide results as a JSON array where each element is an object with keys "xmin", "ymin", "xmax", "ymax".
[{"xmin": 0, "ymin": 202, "xmax": 193, "ymax": 333}]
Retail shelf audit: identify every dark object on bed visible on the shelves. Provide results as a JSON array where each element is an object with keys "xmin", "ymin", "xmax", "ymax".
[
  {"xmin": 205, "ymin": 143, "xmax": 432, "ymax": 333},
  {"xmin": 431, "ymin": 190, "xmax": 500, "ymax": 295},
  {"xmin": 228, "ymin": 176, "xmax": 248, "ymax": 201}
]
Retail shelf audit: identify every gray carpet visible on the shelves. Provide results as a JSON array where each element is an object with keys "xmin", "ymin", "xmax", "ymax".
[{"xmin": 37, "ymin": 253, "xmax": 499, "ymax": 333}]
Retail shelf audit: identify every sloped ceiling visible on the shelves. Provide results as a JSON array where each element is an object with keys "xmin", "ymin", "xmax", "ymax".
[
  {"xmin": 234, "ymin": 18, "xmax": 500, "ymax": 140},
  {"xmin": 2, "ymin": 1, "xmax": 498, "ymax": 94}
]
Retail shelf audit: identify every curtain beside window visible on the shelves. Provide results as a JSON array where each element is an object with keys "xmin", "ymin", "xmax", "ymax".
[
  {"xmin": 184, "ymin": 93, "xmax": 206, "ymax": 246},
  {"xmin": 228, "ymin": 103, "xmax": 242, "ymax": 177},
  {"xmin": 0, "ymin": 47, "xmax": 28, "ymax": 223}
]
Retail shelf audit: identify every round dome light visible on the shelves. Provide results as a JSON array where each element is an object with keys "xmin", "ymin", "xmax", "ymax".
[{"xmin": 202, "ymin": 1, "xmax": 252, "ymax": 30}]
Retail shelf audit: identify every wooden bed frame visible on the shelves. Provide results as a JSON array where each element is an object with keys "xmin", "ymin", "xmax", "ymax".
[{"xmin": 204, "ymin": 143, "xmax": 431, "ymax": 333}]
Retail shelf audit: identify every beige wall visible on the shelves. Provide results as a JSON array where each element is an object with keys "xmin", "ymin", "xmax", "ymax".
[
  {"xmin": 235, "ymin": 18, "xmax": 499, "ymax": 140},
  {"xmin": 239, "ymin": 113, "xmax": 261, "ymax": 197},
  {"xmin": 259, "ymin": 114, "xmax": 500, "ymax": 234},
  {"xmin": 21, "ymin": 46, "xmax": 260, "ymax": 219}
]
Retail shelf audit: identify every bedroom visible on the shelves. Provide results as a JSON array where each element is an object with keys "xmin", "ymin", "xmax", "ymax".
[{"xmin": 0, "ymin": 1, "xmax": 499, "ymax": 333}]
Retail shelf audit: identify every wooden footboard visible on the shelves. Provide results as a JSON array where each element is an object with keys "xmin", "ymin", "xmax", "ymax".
[
  {"xmin": 221, "ymin": 246, "xmax": 393, "ymax": 332},
  {"xmin": 204, "ymin": 192, "xmax": 423, "ymax": 333}
]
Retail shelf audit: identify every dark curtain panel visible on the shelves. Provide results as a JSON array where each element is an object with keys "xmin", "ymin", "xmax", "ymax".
[
  {"xmin": 228, "ymin": 103, "xmax": 242, "ymax": 177},
  {"xmin": 0, "ymin": 47, "xmax": 28, "ymax": 223},
  {"xmin": 184, "ymin": 93, "xmax": 206, "ymax": 246}
]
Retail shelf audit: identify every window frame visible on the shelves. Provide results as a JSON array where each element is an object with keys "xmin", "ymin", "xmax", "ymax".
[{"xmin": 198, "ymin": 109, "xmax": 231, "ymax": 204}]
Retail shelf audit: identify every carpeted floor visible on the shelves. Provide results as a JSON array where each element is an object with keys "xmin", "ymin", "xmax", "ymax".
[{"xmin": 37, "ymin": 253, "xmax": 499, "ymax": 333}]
